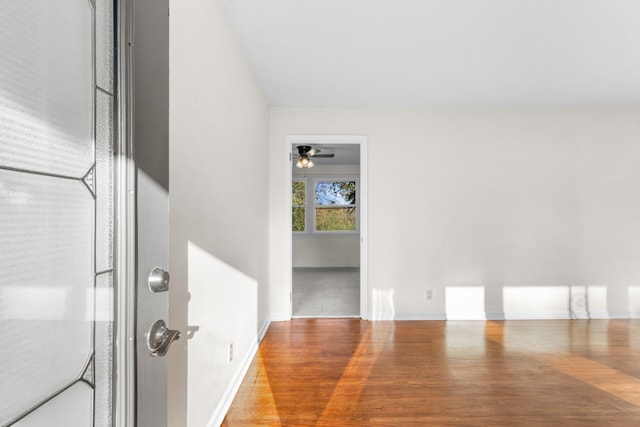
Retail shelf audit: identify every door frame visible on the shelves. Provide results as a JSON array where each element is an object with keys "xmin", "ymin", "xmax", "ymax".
[
  {"xmin": 115, "ymin": 0, "xmax": 136, "ymax": 424},
  {"xmin": 284, "ymin": 135, "xmax": 369, "ymax": 319},
  {"xmin": 115, "ymin": 0, "xmax": 172, "ymax": 424}
]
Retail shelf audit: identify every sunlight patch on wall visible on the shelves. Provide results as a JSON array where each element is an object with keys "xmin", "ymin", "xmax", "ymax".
[
  {"xmin": 504, "ymin": 286, "xmax": 571, "ymax": 319},
  {"xmin": 187, "ymin": 241, "xmax": 258, "ymax": 427},
  {"xmin": 445, "ymin": 286, "xmax": 486, "ymax": 320},
  {"xmin": 503, "ymin": 286, "xmax": 608, "ymax": 319},
  {"xmin": 569, "ymin": 286, "xmax": 608, "ymax": 319},
  {"xmin": 371, "ymin": 288, "xmax": 394, "ymax": 320}
]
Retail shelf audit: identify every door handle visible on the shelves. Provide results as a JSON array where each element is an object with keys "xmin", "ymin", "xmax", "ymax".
[{"xmin": 147, "ymin": 319, "xmax": 181, "ymax": 357}]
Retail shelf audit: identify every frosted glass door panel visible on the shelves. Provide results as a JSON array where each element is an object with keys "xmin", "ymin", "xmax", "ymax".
[
  {"xmin": 0, "ymin": 0, "xmax": 93, "ymax": 178},
  {"xmin": 0, "ymin": 171, "xmax": 94, "ymax": 424},
  {"xmin": 13, "ymin": 383, "xmax": 93, "ymax": 427},
  {"xmin": 0, "ymin": 0, "xmax": 116, "ymax": 425}
]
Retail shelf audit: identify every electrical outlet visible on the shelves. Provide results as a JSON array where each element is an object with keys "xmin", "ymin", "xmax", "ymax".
[
  {"xmin": 228, "ymin": 342, "xmax": 234, "ymax": 364},
  {"xmin": 426, "ymin": 289, "xmax": 434, "ymax": 301}
]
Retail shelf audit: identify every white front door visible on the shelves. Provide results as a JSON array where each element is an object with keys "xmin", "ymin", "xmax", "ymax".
[
  {"xmin": 129, "ymin": 0, "xmax": 174, "ymax": 425},
  {"xmin": 0, "ymin": 0, "xmax": 173, "ymax": 425},
  {"xmin": 0, "ymin": 0, "xmax": 119, "ymax": 425}
]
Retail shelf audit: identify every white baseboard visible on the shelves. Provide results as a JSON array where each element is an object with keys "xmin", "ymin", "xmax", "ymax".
[
  {"xmin": 370, "ymin": 311, "xmax": 634, "ymax": 321},
  {"xmin": 503, "ymin": 311, "xmax": 570, "ymax": 320},
  {"xmin": 207, "ymin": 319, "xmax": 271, "ymax": 427},
  {"xmin": 585, "ymin": 311, "xmax": 611, "ymax": 319},
  {"xmin": 486, "ymin": 312, "xmax": 506, "ymax": 321},
  {"xmin": 446, "ymin": 312, "xmax": 487, "ymax": 321},
  {"xmin": 391, "ymin": 313, "xmax": 447, "ymax": 320},
  {"xmin": 609, "ymin": 311, "xmax": 633, "ymax": 319},
  {"xmin": 258, "ymin": 319, "xmax": 270, "ymax": 342}
]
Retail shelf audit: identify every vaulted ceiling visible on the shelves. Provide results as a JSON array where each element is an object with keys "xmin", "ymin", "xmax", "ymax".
[{"xmin": 222, "ymin": 0, "xmax": 640, "ymax": 108}]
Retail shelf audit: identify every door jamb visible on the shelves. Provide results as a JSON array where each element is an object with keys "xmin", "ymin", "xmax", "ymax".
[
  {"xmin": 284, "ymin": 135, "xmax": 368, "ymax": 319},
  {"xmin": 115, "ymin": 0, "xmax": 136, "ymax": 424}
]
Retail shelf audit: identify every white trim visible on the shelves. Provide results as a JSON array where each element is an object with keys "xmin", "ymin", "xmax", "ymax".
[
  {"xmin": 387, "ymin": 312, "xmax": 634, "ymax": 321},
  {"xmin": 284, "ymin": 144, "xmax": 294, "ymax": 317},
  {"xmin": 609, "ymin": 311, "xmax": 634, "ymax": 319},
  {"xmin": 207, "ymin": 320, "xmax": 271, "ymax": 427},
  {"xmin": 115, "ymin": 1, "xmax": 136, "ymax": 425},
  {"xmin": 392, "ymin": 313, "xmax": 447, "ymax": 321},
  {"xmin": 504, "ymin": 312, "xmax": 572, "ymax": 320},
  {"xmin": 587, "ymin": 311, "xmax": 613, "ymax": 319},
  {"xmin": 446, "ymin": 313, "xmax": 488, "ymax": 321},
  {"xmin": 257, "ymin": 319, "xmax": 271, "ymax": 342},
  {"xmin": 285, "ymin": 135, "xmax": 369, "ymax": 320},
  {"xmin": 486, "ymin": 312, "xmax": 507, "ymax": 321},
  {"xmin": 376, "ymin": 312, "xmax": 639, "ymax": 321},
  {"xmin": 359, "ymin": 139, "xmax": 369, "ymax": 320}
]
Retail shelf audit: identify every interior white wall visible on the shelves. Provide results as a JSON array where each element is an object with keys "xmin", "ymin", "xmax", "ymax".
[
  {"xmin": 270, "ymin": 107, "xmax": 640, "ymax": 320},
  {"xmin": 293, "ymin": 164, "xmax": 360, "ymax": 268},
  {"xmin": 186, "ymin": 243, "xmax": 258, "ymax": 427},
  {"xmin": 169, "ymin": 1, "xmax": 270, "ymax": 425},
  {"xmin": 293, "ymin": 236, "xmax": 360, "ymax": 267}
]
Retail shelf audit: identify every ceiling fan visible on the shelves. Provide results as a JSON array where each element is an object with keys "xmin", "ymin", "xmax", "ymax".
[{"xmin": 294, "ymin": 145, "xmax": 334, "ymax": 168}]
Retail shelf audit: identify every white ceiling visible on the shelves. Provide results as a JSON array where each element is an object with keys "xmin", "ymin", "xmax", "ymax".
[{"xmin": 222, "ymin": 0, "xmax": 640, "ymax": 108}]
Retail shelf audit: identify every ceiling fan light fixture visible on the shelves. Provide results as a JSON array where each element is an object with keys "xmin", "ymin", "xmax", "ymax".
[{"xmin": 296, "ymin": 154, "xmax": 314, "ymax": 168}]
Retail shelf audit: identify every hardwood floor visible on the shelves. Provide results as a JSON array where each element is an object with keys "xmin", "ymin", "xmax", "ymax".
[{"xmin": 222, "ymin": 319, "xmax": 640, "ymax": 426}]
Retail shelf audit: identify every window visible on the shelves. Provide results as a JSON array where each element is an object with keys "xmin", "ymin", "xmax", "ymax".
[
  {"xmin": 292, "ymin": 180, "xmax": 306, "ymax": 232},
  {"xmin": 292, "ymin": 177, "xmax": 358, "ymax": 234},
  {"xmin": 314, "ymin": 179, "xmax": 357, "ymax": 232}
]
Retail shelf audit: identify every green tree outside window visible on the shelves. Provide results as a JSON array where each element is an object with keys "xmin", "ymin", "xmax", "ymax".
[{"xmin": 292, "ymin": 180, "xmax": 305, "ymax": 232}]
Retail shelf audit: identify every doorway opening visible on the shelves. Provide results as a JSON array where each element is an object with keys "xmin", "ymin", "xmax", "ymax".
[{"xmin": 285, "ymin": 135, "xmax": 368, "ymax": 319}]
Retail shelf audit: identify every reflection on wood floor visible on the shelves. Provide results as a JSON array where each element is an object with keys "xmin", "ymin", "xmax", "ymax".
[{"xmin": 223, "ymin": 319, "xmax": 640, "ymax": 426}]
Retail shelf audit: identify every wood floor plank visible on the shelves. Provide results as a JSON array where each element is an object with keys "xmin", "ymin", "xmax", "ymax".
[{"xmin": 222, "ymin": 319, "xmax": 640, "ymax": 426}]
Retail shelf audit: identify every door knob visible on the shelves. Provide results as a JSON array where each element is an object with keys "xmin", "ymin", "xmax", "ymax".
[{"xmin": 147, "ymin": 319, "xmax": 181, "ymax": 357}]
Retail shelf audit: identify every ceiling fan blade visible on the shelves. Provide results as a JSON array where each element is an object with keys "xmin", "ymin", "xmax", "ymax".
[{"xmin": 295, "ymin": 145, "xmax": 334, "ymax": 158}]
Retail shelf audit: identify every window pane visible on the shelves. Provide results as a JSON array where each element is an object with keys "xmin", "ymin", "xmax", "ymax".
[
  {"xmin": 292, "ymin": 181, "xmax": 305, "ymax": 206},
  {"xmin": 314, "ymin": 180, "xmax": 357, "ymax": 231},
  {"xmin": 315, "ymin": 181, "xmax": 356, "ymax": 206},
  {"xmin": 293, "ymin": 207, "xmax": 305, "ymax": 232},
  {"xmin": 292, "ymin": 181, "xmax": 305, "ymax": 232},
  {"xmin": 316, "ymin": 206, "xmax": 357, "ymax": 231}
]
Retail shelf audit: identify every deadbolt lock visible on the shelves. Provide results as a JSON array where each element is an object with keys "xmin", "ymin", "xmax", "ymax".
[{"xmin": 148, "ymin": 267, "xmax": 170, "ymax": 293}]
